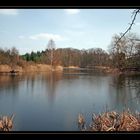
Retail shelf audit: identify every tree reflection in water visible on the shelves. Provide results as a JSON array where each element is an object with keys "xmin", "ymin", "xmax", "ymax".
[
  {"xmin": 108, "ymin": 74, "xmax": 140, "ymax": 112},
  {"xmin": 0, "ymin": 74, "xmax": 20, "ymax": 97}
]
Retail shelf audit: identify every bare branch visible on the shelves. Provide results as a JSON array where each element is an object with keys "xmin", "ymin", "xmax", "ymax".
[{"xmin": 114, "ymin": 9, "xmax": 140, "ymax": 47}]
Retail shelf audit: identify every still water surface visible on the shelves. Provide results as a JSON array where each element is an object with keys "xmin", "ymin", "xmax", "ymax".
[{"xmin": 0, "ymin": 69, "xmax": 140, "ymax": 131}]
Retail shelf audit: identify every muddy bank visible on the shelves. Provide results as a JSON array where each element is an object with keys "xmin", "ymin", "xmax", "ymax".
[{"xmin": 0, "ymin": 64, "xmax": 63, "ymax": 73}]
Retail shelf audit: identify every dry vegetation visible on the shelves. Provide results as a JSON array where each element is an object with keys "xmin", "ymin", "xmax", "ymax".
[
  {"xmin": 0, "ymin": 65, "xmax": 12, "ymax": 73},
  {"xmin": 0, "ymin": 115, "xmax": 14, "ymax": 131},
  {"xmin": 78, "ymin": 109, "xmax": 140, "ymax": 131},
  {"xmin": 0, "ymin": 64, "xmax": 63, "ymax": 73}
]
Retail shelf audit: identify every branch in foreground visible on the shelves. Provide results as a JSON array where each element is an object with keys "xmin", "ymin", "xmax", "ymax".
[{"xmin": 114, "ymin": 9, "xmax": 140, "ymax": 47}]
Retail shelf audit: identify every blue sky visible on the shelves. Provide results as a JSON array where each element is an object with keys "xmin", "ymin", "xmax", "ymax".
[{"xmin": 0, "ymin": 9, "xmax": 140, "ymax": 55}]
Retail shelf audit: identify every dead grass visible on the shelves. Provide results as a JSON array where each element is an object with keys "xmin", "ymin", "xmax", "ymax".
[
  {"xmin": 0, "ymin": 64, "xmax": 63, "ymax": 73},
  {"xmin": 0, "ymin": 65, "xmax": 12, "ymax": 73},
  {"xmin": 78, "ymin": 109, "xmax": 140, "ymax": 131},
  {"xmin": 0, "ymin": 114, "xmax": 14, "ymax": 131}
]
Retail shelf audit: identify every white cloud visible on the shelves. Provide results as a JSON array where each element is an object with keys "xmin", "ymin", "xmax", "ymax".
[
  {"xmin": 18, "ymin": 35, "xmax": 25, "ymax": 39},
  {"xmin": 29, "ymin": 33, "xmax": 63, "ymax": 41},
  {"xmin": 64, "ymin": 9, "xmax": 80, "ymax": 15},
  {"xmin": 0, "ymin": 9, "xmax": 18, "ymax": 15}
]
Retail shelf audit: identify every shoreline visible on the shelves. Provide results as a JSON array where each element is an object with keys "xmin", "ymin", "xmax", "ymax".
[
  {"xmin": 0, "ymin": 64, "xmax": 63, "ymax": 74},
  {"xmin": 0, "ymin": 64, "xmax": 140, "ymax": 75},
  {"xmin": 92, "ymin": 66, "xmax": 140, "ymax": 75}
]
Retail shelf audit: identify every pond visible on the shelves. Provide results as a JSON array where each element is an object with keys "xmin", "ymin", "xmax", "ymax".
[{"xmin": 0, "ymin": 68, "xmax": 140, "ymax": 131}]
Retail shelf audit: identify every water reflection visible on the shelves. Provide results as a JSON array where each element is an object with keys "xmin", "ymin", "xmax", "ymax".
[
  {"xmin": 0, "ymin": 75, "xmax": 20, "ymax": 97},
  {"xmin": 20, "ymin": 72, "xmax": 63, "ymax": 103},
  {"xmin": 108, "ymin": 74, "xmax": 140, "ymax": 111},
  {"xmin": 41, "ymin": 72, "xmax": 63, "ymax": 103},
  {"xmin": 0, "ymin": 70, "xmax": 140, "ymax": 130}
]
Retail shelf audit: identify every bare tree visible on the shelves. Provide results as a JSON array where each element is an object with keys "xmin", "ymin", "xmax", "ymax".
[
  {"xmin": 46, "ymin": 39, "xmax": 56, "ymax": 68},
  {"xmin": 10, "ymin": 47, "xmax": 19, "ymax": 70},
  {"xmin": 109, "ymin": 34, "xmax": 128, "ymax": 69}
]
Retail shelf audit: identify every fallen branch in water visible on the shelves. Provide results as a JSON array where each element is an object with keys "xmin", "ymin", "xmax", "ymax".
[
  {"xmin": 0, "ymin": 114, "xmax": 14, "ymax": 131},
  {"xmin": 78, "ymin": 109, "xmax": 140, "ymax": 131}
]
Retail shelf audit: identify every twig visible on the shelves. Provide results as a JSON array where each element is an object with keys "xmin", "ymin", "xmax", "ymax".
[{"xmin": 114, "ymin": 9, "xmax": 140, "ymax": 47}]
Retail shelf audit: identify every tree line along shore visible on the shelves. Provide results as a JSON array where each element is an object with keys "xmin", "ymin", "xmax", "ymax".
[{"xmin": 0, "ymin": 32, "xmax": 140, "ymax": 74}]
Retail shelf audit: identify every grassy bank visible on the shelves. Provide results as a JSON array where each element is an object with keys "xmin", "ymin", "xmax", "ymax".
[{"xmin": 0, "ymin": 64, "xmax": 63, "ymax": 73}]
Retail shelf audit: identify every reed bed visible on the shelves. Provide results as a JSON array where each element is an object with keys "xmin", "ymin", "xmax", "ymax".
[
  {"xmin": 78, "ymin": 109, "xmax": 140, "ymax": 131},
  {"xmin": 0, "ymin": 114, "xmax": 14, "ymax": 131}
]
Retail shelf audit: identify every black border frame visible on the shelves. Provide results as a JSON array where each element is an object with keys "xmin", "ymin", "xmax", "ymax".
[
  {"xmin": 0, "ymin": 0, "xmax": 140, "ymax": 138},
  {"xmin": 0, "ymin": 0, "xmax": 140, "ymax": 7}
]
